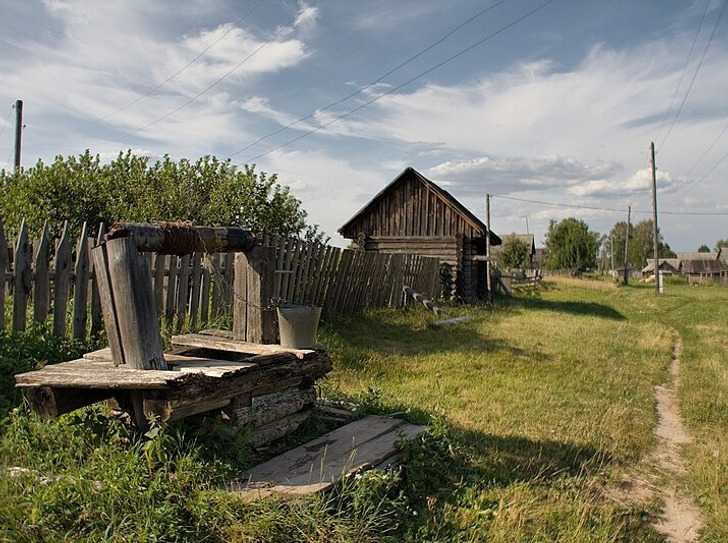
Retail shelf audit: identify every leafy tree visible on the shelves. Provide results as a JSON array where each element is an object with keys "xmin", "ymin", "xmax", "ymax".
[
  {"xmin": 697, "ymin": 244, "xmax": 711, "ymax": 253},
  {"xmin": 0, "ymin": 150, "xmax": 324, "ymax": 241},
  {"xmin": 602, "ymin": 219, "xmax": 675, "ymax": 270},
  {"xmin": 498, "ymin": 235, "xmax": 532, "ymax": 269},
  {"xmin": 716, "ymin": 239, "xmax": 728, "ymax": 253},
  {"xmin": 544, "ymin": 218, "xmax": 601, "ymax": 274}
]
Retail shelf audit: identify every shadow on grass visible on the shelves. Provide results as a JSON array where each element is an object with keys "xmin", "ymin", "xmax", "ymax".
[
  {"xmin": 320, "ymin": 311, "xmax": 554, "ymax": 365},
  {"xmin": 503, "ymin": 296, "xmax": 626, "ymax": 321}
]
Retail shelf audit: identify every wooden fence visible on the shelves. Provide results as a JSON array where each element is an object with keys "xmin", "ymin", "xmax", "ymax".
[{"xmin": 1, "ymin": 221, "xmax": 441, "ymax": 339}]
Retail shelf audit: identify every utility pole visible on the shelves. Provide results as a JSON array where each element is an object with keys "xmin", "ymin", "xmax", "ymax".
[
  {"xmin": 623, "ymin": 205, "xmax": 631, "ymax": 285},
  {"xmin": 485, "ymin": 194, "xmax": 493, "ymax": 304},
  {"xmin": 610, "ymin": 235, "xmax": 615, "ymax": 271},
  {"xmin": 14, "ymin": 99, "xmax": 23, "ymax": 172},
  {"xmin": 521, "ymin": 214, "xmax": 529, "ymax": 234},
  {"xmin": 650, "ymin": 142, "xmax": 660, "ymax": 294}
]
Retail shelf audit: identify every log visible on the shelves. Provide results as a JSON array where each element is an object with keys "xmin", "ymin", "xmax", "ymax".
[
  {"xmin": 107, "ymin": 222, "xmax": 257, "ymax": 255},
  {"xmin": 232, "ymin": 387, "xmax": 317, "ymax": 427},
  {"xmin": 403, "ymin": 285, "xmax": 447, "ymax": 316},
  {"xmin": 92, "ymin": 238, "xmax": 167, "ymax": 370},
  {"xmin": 249, "ymin": 410, "xmax": 312, "ymax": 448}
]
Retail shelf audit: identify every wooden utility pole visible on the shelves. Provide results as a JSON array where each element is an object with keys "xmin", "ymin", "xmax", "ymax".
[
  {"xmin": 623, "ymin": 205, "xmax": 631, "ymax": 285},
  {"xmin": 14, "ymin": 99, "xmax": 23, "ymax": 172},
  {"xmin": 485, "ymin": 194, "xmax": 493, "ymax": 304},
  {"xmin": 650, "ymin": 142, "xmax": 660, "ymax": 294}
]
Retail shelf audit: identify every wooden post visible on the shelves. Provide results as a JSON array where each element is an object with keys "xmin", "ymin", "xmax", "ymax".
[
  {"xmin": 92, "ymin": 237, "xmax": 167, "ymax": 370},
  {"xmin": 623, "ymin": 205, "xmax": 631, "ymax": 285},
  {"xmin": 485, "ymin": 194, "xmax": 493, "ymax": 304},
  {"xmin": 13, "ymin": 220, "xmax": 31, "ymax": 332},
  {"xmin": 233, "ymin": 246, "xmax": 276, "ymax": 344},
  {"xmin": 650, "ymin": 142, "xmax": 660, "ymax": 294},
  {"xmin": 0, "ymin": 223, "xmax": 7, "ymax": 332}
]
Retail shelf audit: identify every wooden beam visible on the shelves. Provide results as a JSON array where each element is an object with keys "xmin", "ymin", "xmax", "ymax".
[{"xmin": 107, "ymin": 222, "xmax": 257, "ymax": 255}]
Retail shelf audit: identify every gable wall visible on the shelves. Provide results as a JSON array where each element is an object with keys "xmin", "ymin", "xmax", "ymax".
[{"xmin": 343, "ymin": 176, "xmax": 483, "ymax": 239}]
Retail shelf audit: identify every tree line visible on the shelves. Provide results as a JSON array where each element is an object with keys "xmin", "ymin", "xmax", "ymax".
[
  {"xmin": 0, "ymin": 150, "xmax": 324, "ymax": 241},
  {"xmin": 497, "ymin": 216, "xmax": 707, "ymax": 276}
]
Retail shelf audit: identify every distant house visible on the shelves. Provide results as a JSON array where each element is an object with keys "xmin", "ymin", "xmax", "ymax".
[
  {"xmin": 672, "ymin": 251, "xmax": 726, "ymax": 284},
  {"xmin": 490, "ymin": 234, "xmax": 536, "ymax": 267},
  {"xmin": 338, "ymin": 167, "xmax": 501, "ymax": 302},
  {"xmin": 641, "ymin": 259, "xmax": 680, "ymax": 277}
]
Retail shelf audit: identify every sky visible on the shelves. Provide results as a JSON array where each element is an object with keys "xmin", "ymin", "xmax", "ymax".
[{"xmin": 0, "ymin": 0, "xmax": 727, "ymax": 251}]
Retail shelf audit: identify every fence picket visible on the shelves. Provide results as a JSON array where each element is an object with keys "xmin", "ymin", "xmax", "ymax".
[
  {"xmin": 90, "ymin": 223, "xmax": 106, "ymax": 338},
  {"xmin": 53, "ymin": 222, "xmax": 71, "ymax": 337},
  {"xmin": 72, "ymin": 222, "xmax": 90, "ymax": 339},
  {"xmin": 2, "ymin": 221, "xmax": 441, "ymax": 338},
  {"xmin": 33, "ymin": 222, "xmax": 51, "ymax": 325},
  {"xmin": 13, "ymin": 221, "xmax": 31, "ymax": 332}
]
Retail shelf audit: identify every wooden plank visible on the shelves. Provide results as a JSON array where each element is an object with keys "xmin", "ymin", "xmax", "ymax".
[
  {"xmin": 72, "ymin": 222, "xmax": 90, "ymax": 339},
  {"xmin": 280, "ymin": 238, "xmax": 294, "ymax": 303},
  {"xmin": 90, "ymin": 224, "xmax": 106, "ymax": 338},
  {"xmin": 223, "ymin": 253, "xmax": 234, "ymax": 314},
  {"xmin": 234, "ymin": 416, "xmax": 428, "ymax": 499},
  {"xmin": 175, "ymin": 254, "xmax": 191, "ymax": 332},
  {"xmin": 200, "ymin": 254, "xmax": 212, "ymax": 327},
  {"xmin": 152, "ymin": 253, "xmax": 166, "ymax": 316},
  {"xmin": 189, "ymin": 252, "xmax": 202, "ymax": 328},
  {"xmin": 33, "ymin": 222, "xmax": 51, "ymax": 325},
  {"xmin": 232, "ymin": 252, "xmax": 248, "ymax": 341},
  {"xmin": 210, "ymin": 253, "xmax": 222, "ymax": 319},
  {"xmin": 53, "ymin": 222, "xmax": 72, "ymax": 337},
  {"xmin": 171, "ymin": 333, "xmax": 314, "ymax": 359},
  {"xmin": 242, "ymin": 246, "xmax": 276, "ymax": 344},
  {"xmin": 103, "ymin": 237, "xmax": 167, "ymax": 370},
  {"xmin": 165, "ymin": 255, "xmax": 179, "ymax": 323},
  {"xmin": 12, "ymin": 220, "xmax": 31, "ymax": 332},
  {"xmin": 0, "ymin": 222, "xmax": 6, "ymax": 332},
  {"xmin": 91, "ymin": 243, "xmax": 125, "ymax": 365}
]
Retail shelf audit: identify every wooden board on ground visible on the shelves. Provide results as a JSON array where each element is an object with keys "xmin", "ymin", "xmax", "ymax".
[{"xmin": 230, "ymin": 415, "xmax": 428, "ymax": 501}]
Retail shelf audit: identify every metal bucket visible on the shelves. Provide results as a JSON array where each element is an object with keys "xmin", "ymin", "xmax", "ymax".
[{"xmin": 277, "ymin": 305, "xmax": 322, "ymax": 348}]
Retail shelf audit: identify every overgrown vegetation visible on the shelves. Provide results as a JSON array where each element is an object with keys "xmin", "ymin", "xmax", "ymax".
[
  {"xmin": 0, "ymin": 151, "xmax": 324, "ymax": 241},
  {"xmin": 544, "ymin": 217, "xmax": 601, "ymax": 274},
  {"xmin": 1, "ymin": 281, "xmax": 727, "ymax": 540}
]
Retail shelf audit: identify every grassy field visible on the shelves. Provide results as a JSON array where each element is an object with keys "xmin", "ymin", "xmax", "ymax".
[{"xmin": 0, "ymin": 278, "xmax": 726, "ymax": 541}]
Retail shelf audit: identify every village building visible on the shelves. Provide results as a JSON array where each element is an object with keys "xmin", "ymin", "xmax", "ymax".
[{"xmin": 338, "ymin": 167, "xmax": 501, "ymax": 302}]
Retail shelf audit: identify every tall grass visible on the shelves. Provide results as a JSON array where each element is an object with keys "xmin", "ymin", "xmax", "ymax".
[{"xmin": 1, "ymin": 280, "xmax": 726, "ymax": 540}]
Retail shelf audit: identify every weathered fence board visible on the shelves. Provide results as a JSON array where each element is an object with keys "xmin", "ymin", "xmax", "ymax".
[{"xmin": 2, "ymin": 221, "xmax": 441, "ymax": 339}]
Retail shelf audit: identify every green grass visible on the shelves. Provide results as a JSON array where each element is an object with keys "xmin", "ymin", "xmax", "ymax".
[{"xmin": 0, "ymin": 279, "xmax": 727, "ymax": 540}]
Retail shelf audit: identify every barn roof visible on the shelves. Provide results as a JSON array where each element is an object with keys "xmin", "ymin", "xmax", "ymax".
[
  {"xmin": 339, "ymin": 167, "xmax": 501, "ymax": 245},
  {"xmin": 682, "ymin": 259, "xmax": 727, "ymax": 275}
]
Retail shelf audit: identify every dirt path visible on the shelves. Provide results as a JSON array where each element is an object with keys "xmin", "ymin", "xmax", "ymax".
[
  {"xmin": 654, "ymin": 332, "xmax": 703, "ymax": 542},
  {"xmin": 651, "ymin": 334, "xmax": 704, "ymax": 541},
  {"xmin": 607, "ymin": 332, "xmax": 704, "ymax": 541}
]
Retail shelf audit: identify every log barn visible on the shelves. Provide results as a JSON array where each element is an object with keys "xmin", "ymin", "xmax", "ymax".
[{"xmin": 338, "ymin": 167, "xmax": 501, "ymax": 302}]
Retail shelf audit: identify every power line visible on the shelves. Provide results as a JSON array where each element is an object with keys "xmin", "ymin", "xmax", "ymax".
[
  {"xmin": 227, "ymin": 0, "xmax": 513, "ymax": 159},
  {"xmin": 491, "ymin": 194, "xmax": 727, "ymax": 216},
  {"xmin": 0, "ymin": 104, "xmax": 14, "ymax": 141},
  {"xmin": 239, "ymin": 0, "xmax": 555, "ymax": 164},
  {"xmin": 653, "ymin": 0, "xmax": 710, "ymax": 146},
  {"xmin": 126, "ymin": 4, "xmax": 304, "ymax": 137},
  {"xmin": 658, "ymin": 0, "xmax": 727, "ymax": 150},
  {"xmin": 101, "ymin": 0, "xmax": 266, "ymax": 121}
]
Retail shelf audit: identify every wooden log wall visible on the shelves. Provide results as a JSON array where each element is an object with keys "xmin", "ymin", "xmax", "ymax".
[{"xmin": 1, "ymin": 222, "xmax": 441, "ymax": 337}]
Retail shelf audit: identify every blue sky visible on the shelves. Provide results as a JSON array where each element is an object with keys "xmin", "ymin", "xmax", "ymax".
[{"xmin": 1, "ymin": 0, "xmax": 727, "ymax": 251}]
